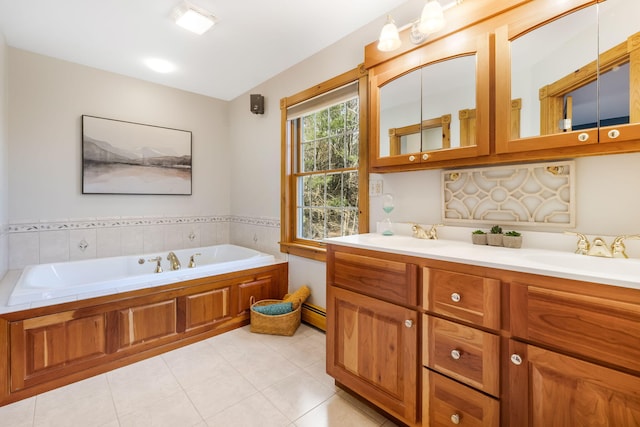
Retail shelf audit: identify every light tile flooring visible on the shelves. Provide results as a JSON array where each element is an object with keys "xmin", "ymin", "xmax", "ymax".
[{"xmin": 0, "ymin": 324, "xmax": 399, "ymax": 427}]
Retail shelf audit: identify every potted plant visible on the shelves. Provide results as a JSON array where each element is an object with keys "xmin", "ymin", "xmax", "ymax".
[
  {"xmin": 487, "ymin": 225, "xmax": 503, "ymax": 246},
  {"xmin": 503, "ymin": 230, "xmax": 523, "ymax": 248},
  {"xmin": 471, "ymin": 229, "xmax": 487, "ymax": 245}
]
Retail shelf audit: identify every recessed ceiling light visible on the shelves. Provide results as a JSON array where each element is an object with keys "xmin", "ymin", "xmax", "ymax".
[
  {"xmin": 145, "ymin": 58, "xmax": 176, "ymax": 73},
  {"xmin": 172, "ymin": 1, "xmax": 217, "ymax": 35}
]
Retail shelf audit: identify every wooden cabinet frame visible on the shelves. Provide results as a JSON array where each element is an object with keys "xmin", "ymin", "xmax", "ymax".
[{"xmin": 0, "ymin": 262, "xmax": 287, "ymax": 406}]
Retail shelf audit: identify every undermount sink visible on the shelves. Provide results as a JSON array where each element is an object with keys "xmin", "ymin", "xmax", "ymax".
[{"xmin": 522, "ymin": 252, "xmax": 640, "ymax": 278}]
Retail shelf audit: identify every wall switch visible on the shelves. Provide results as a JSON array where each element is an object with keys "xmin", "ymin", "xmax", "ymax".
[{"xmin": 369, "ymin": 179, "xmax": 383, "ymax": 196}]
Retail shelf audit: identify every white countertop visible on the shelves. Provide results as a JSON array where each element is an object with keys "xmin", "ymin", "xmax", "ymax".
[{"xmin": 325, "ymin": 233, "xmax": 640, "ymax": 291}]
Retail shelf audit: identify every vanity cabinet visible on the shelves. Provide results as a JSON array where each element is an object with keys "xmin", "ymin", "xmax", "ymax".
[
  {"xmin": 422, "ymin": 268, "xmax": 501, "ymax": 426},
  {"xmin": 326, "ymin": 241, "xmax": 640, "ymax": 426},
  {"xmin": 326, "ymin": 246, "xmax": 420, "ymax": 425},
  {"xmin": 506, "ymin": 280, "xmax": 640, "ymax": 426}
]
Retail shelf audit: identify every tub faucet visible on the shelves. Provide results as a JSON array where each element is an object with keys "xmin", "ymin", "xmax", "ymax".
[
  {"xmin": 167, "ymin": 252, "xmax": 181, "ymax": 270},
  {"xmin": 188, "ymin": 253, "xmax": 201, "ymax": 268},
  {"xmin": 147, "ymin": 256, "xmax": 163, "ymax": 273}
]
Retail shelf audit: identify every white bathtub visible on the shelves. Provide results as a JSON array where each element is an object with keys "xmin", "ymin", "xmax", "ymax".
[{"xmin": 8, "ymin": 244, "xmax": 276, "ymax": 307}]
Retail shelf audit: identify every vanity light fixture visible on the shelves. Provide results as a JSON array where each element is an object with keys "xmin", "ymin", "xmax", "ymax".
[
  {"xmin": 377, "ymin": 0, "xmax": 463, "ymax": 52},
  {"xmin": 172, "ymin": 1, "xmax": 217, "ymax": 35}
]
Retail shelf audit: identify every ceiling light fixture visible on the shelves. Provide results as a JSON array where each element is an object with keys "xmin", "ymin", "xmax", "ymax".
[
  {"xmin": 377, "ymin": 0, "xmax": 463, "ymax": 52},
  {"xmin": 172, "ymin": 1, "xmax": 217, "ymax": 35},
  {"xmin": 145, "ymin": 58, "xmax": 176, "ymax": 73}
]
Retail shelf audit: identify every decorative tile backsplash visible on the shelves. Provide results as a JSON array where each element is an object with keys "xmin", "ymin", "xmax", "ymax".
[
  {"xmin": 8, "ymin": 215, "xmax": 281, "ymax": 269},
  {"xmin": 442, "ymin": 161, "xmax": 575, "ymax": 227}
]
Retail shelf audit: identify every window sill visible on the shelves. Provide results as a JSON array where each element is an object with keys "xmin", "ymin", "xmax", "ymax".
[{"xmin": 280, "ymin": 242, "xmax": 326, "ymax": 262}]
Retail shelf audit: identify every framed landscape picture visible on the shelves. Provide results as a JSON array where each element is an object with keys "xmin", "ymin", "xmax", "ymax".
[{"xmin": 82, "ymin": 115, "xmax": 192, "ymax": 195}]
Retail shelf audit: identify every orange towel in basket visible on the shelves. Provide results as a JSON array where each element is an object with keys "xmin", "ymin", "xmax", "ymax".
[{"xmin": 283, "ymin": 285, "xmax": 311, "ymax": 310}]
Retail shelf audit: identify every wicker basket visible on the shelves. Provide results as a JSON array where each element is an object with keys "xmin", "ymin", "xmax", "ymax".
[{"xmin": 250, "ymin": 298, "xmax": 301, "ymax": 336}]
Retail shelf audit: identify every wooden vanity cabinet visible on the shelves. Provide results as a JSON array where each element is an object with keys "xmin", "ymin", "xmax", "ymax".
[
  {"xmin": 326, "ymin": 245, "xmax": 420, "ymax": 425},
  {"xmin": 422, "ymin": 267, "xmax": 501, "ymax": 426},
  {"xmin": 506, "ymin": 279, "xmax": 640, "ymax": 426}
]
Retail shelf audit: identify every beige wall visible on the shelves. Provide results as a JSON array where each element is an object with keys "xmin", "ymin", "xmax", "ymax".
[
  {"xmin": 0, "ymin": 34, "xmax": 8, "ymax": 278},
  {"xmin": 8, "ymin": 48, "xmax": 230, "ymax": 221}
]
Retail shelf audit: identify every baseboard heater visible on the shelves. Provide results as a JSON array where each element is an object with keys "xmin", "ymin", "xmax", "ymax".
[{"xmin": 301, "ymin": 302, "xmax": 326, "ymax": 332}]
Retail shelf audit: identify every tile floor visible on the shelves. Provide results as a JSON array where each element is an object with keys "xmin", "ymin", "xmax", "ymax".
[{"xmin": 0, "ymin": 324, "xmax": 399, "ymax": 427}]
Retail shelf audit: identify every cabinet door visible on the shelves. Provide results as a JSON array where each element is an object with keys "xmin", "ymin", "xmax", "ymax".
[
  {"xmin": 495, "ymin": 0, "xmax": 599, "ymax": 154},
  {"xmin": 597, "ymin": 0, "xmax": 640, "ymax": 144},
  {"xmin": 180, "ymin": 286, "xmax": 232, "ymax": 332},
  {"xmin": 117, "ymin": 299, "xmax": 177, "ymax": 349},
  {"xmin": 10, "ymin": 311, "xmax": 107, "ymax": 391},
  {"xmin": 370, "ymin": 30, "xmax": 490, "ymax": 169},
  {"xmin": 326, "ymin": 285, "xmax": 418, "ymax": 424},
  {"xmin": 507, "ymin": 341, "xmax": 640, "ymax": 427},
  {"xmin": 237, "ymin": 276, "xmax": 275, "ymax": 315}
]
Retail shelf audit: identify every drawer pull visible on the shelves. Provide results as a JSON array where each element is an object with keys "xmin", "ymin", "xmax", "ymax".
[
  {"xmin": 578, "ymin": 132, "xmax": 589, "ymax": 142},
  {"xmin": 510, "ymin": 354, "xmax": 523, "ymax": 365},
  {"xmin": 450, "ymin": 349, "xmax": 461, "ymax": 360},
  {"xmin": 450, "ymin": 413, "xmax": 461, "ymax": 424},
  {"xmin": 608, "ymin": 129, "xmax": 620, "ymax": 139},
  {"xmin": 409, "ymin": 155, "xmax": 416, "ymax": 162},
  {"xmin": 404, "ymin": 319, "xmax": 414, "ymax": 328},
  {"xmin": 450, "ymin": 292, "xmax": 461, "ymax": 303}
]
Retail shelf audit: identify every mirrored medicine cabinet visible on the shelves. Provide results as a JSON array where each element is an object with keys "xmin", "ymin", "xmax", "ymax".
[
  {"xmin": 496, "ymin": 0, "xmax": 640, "ymax": 153},
  {"xmin": 367, "ymin": 0, "xmax": 640, "ymax": 171},
  {"xmin": 369, "ymin": 30, "xmax": 490, "ymax": 168}
]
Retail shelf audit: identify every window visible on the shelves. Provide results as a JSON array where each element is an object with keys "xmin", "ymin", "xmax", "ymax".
[{"xmin": 280, "ymin": 67, "xmax": 369, "ymax": 261}]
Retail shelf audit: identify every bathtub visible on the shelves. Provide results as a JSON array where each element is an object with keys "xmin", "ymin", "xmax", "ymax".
[{"xmin": 8, "ymin": 244, "xmax": 276, "ymax": 307}]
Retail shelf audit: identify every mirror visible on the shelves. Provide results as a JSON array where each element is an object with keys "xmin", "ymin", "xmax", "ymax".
[
  {"xmin": 510, "ymin": 5, "xmax": 598, "ymax": 138},
  {"xmin": 598, "ymin": 0, "xmax": 640, "ymax": 129},
  {"xmin": 379, "ymin": 68, "xmax": 421, "ymax": 157},
  {"xmin": 378, "ymin": 54, "xmax": 477, "ymax": 157}
]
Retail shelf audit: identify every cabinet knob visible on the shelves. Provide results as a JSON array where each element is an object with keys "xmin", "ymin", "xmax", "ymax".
[
  {"xmin": 450, "ymin": 349, "xmax": 461, "ymax": 360},
  {"xmin": 450, "ymin": 413, "xmax": 461, "ymax": 424},
  {"xmin": 450, "ymin": 292, "xmax": 461, "ymax": 303},
  {"xmin": 422, "ymin": 153, "xmax": 429, "ymax": 161},
  {"xmin": 404, "ymin": 319, "xmax": 414, "ymax": 328},
  {"xmin": 578, "ymin": 132, "xmax": 589, "ymax": 142},
  {"xmin": 510, "ymin": 354, "xmax": 523, "ymax": 365},
  {"xmin": 608, "ymin": 129, "xmax": 620, "ymax": 139},
  {"xmin": 409, "ymin": 155, "xmax": 416, "ymax": 162}
]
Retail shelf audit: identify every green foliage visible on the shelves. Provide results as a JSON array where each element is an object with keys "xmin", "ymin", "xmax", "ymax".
[
  {"xmin": 505, "ymin": 230, "xmax": 521, "ymax": 237},
  {"xmin": 490, "ymin": 225, "xmax": 503, "ymax": 234},
  {"xmin": 472, "ymin": 229, "xmax": 486, "ymax": 234},
  {"xmin": 298, "ymin": 97, "xmax": 360, "ymax": 240}
]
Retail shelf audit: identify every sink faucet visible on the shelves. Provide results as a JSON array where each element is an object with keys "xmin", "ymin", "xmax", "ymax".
[
  {"xmin": 167, "ymin": 252, "xmax": 181, "ymax": 270},
  {"xmin": 611, "ymin": 235, "xmax": 640, "ymax": 258},
  {"xmin": 565, "ymin": 231, "xmax": 640, "ymax": 258},
  {"xmin": 412, "ymin": 223, "xmax": 442, "ymax": 240}
]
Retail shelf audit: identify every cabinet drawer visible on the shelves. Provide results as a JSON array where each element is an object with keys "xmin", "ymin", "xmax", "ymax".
[
  {"xmin": 423, "ymin": 369, "xmax": 499, "ymax": 427},
  {"xmin": 332, "ymin": 251, "xmax": 417, "ymax": 306},
  {"xmin": 511, "ymin": 283, "xmax": 640, "ymax": 374},
  {"xmin": 423, "ymin": 268, "xmax": 500, "ymax": 329},
  {"xmin": 423, "ymin": 314, "xmax": 500, "ymax": 396}
]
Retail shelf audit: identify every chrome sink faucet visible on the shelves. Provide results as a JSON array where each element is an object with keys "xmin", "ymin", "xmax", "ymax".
[
  {"xmin": 412, "ymin": 223, "xmax": 442, "ymax": 240},
  {"xmin": 167, "ymin": 251, "xmax": 181, "ymax": 270}
]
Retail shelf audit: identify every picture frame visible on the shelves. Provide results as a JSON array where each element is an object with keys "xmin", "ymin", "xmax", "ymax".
[{"xmin": 82, "ymin": 115, "xmax": 192, "ymax": 195}]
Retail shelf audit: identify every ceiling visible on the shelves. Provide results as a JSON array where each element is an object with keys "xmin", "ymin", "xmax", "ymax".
[{"xmin": 0, "ymin": 0, "xmax": 411, "ymax": 101}]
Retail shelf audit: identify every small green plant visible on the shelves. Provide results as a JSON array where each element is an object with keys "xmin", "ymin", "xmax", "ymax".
[
  {"xmin": 490, "ymin": 225, "xmax": 503, "ymax": 234},
  {"xmin": 505, "ymin": 230, "xmax": 521, "ymax": 237},
  {"xmin": 472, "ymin": 229, "xmax": 486, "ymax": 235}
]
